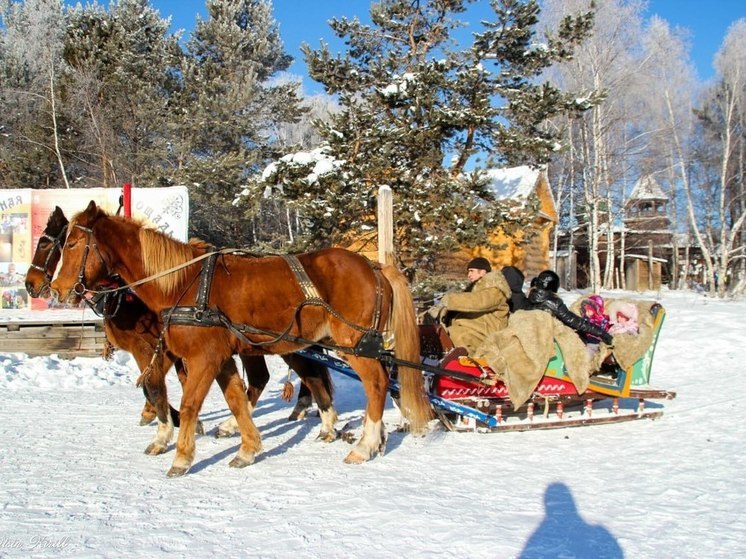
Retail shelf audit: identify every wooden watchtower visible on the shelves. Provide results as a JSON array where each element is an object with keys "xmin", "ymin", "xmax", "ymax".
[{"xmin": 623, "ymin": 176, "xmax": 673, "ymax": 289}]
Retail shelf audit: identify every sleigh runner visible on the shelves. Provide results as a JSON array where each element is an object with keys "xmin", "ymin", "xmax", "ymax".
[{"xmin": 296, "ymin": 301, "xmax": 674, "ymax": 433}]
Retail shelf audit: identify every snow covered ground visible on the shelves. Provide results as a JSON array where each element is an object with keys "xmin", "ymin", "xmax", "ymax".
[{"xmin": 0, "ymin": 289, "xmax": 744, "ymax": 559}]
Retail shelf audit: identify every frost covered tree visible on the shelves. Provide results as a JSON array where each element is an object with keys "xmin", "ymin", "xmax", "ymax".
[
  {"xmin": 691, "ymin": 19, "xmax": 746, "ymax": 296},
  {"xmin": 0, "ymin": 0, "xmax": 69, "ymax": 187},
  {"xmin": 543, "ymin": 0, "xmax": 650, "ymax": 291},
  {"xmin": 62, "ymin": 0, "xmax": 181, "ymax": 188},
  {"xmin": 170, "ymin": 0, "xmax": 303, "ymax": 246},
  {"xmin": 637, "ymin": 16, "xmax": 698, "ymax": 291},
  {"xmin": 243, "ymin": 0, "xmax": 594, "ymax": 272}
]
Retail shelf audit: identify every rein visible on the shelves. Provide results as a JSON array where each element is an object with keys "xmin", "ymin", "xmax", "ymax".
[{"xmin": 71, "ymin": 221, "xmax": 246, "ymax": 297}]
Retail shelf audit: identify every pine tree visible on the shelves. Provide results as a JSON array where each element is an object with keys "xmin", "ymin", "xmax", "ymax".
[
  {"xmin": 170, "ymin": 0, "xmax": 304, "ymax": 246},
  {"xmin": 246, "ymin": 0, "xmax": 594, "ymax": 273}
]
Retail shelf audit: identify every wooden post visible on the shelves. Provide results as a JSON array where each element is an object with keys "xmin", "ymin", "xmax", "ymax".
[
  {"xmin": 648, "ymin": 240, "xmax": 654, "ymax": 290},
  {"xmin": 378, "ymin": 185, "xmax": 394, "ymax": 265}
]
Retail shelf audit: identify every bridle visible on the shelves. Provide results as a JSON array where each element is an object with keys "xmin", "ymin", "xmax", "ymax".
[
  {"xmin": 69, "ymin": 223, "xmax": 114, "ymax": 298},
  {"xmin": 28, "ymin": 224, "xmax": 68, "ymax": 285}
]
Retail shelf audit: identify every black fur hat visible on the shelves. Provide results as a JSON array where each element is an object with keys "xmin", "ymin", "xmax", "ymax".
[{"xmin": 466, "ymin": 257, "xmax": 492, "ymax": 272}]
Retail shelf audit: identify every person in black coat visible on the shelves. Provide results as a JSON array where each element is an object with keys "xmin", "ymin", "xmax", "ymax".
[
  {"xmin": 501, "ymin": 266, "xmax": 530, "ymax": 313},
  {"xmin": 527, "ymin": 270, "xmax": 614, "ymax": 346}
]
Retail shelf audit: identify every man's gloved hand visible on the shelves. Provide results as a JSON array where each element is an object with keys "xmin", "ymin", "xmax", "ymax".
[
  {"xmin": 601, "ymin": 331, "xmax": 614, "ymax": 346},
  {"xmin": 426, "ymin": 304, "xmax": 448, "ymax": 323}
]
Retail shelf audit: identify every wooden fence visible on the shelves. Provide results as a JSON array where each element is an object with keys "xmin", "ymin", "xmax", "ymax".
[{"xmin": 0, "ymin": 319, "xmax": 106, "ymax": 358}]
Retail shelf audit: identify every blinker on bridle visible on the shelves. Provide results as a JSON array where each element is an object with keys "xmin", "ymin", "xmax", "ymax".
[
  {"xmin": 28, "ymin": 225, "xmax": 68, "ymax": 283},
  {"xmin": 71, "ymin": 223, "xmax": 112, "ymax": 297}
]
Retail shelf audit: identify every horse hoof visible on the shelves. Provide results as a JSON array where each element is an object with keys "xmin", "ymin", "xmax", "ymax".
[
  {"xmin": 166, "ymin": 466, "xmax": 189, "ymax": 478},
  {"xmin": 144, "ymin": 442, "xmax": 167, "ymax": 456},
  {"xmin": 316, "ymin": 429, "xmax": 338, "ymax": 443},
  {"xmin": 216, "ymin": 417, "xmax": 238, "ymax": 438},
  {"xmin": 288, "ymin": 409, "xmax": 307, "ymax": 421},
  {"xmin": 229, "ymin": 453, "xmax": 255, "ymax": 468},
  {"xmin": 195, "ymin": 421, "xmax": 205, "ymax": 436},
  {"xmin": 139, "ymin": 415, "xmax": 155, "ymax": 426},
  {"xmin": 343, "ymin": 450, "xmax": 367, "ymax": 464}
]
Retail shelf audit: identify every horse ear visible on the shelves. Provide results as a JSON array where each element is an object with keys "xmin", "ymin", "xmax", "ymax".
[{"xmin": 85, "ymin": 200, "xmax": 98, "ymax": 214}]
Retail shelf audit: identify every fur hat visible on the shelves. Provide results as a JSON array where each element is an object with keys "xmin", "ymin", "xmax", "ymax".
[{"xmin": 467, "ymin": 257, "xmax": 492, "ymax": 272}]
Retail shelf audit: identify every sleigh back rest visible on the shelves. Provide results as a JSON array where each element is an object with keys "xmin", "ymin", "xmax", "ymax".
[
  {"xmin": 542, "ymin": 301, "xmax": 665, "ymax": 397},
  {"xmin": 629, "ymin": 303, "xmax": 665, "ymax": 387}
]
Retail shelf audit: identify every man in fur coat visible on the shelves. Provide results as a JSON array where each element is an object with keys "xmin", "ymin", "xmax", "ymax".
[{"xmin": 429, "ymin": 257, "xmax": 511, "ymax": 355}]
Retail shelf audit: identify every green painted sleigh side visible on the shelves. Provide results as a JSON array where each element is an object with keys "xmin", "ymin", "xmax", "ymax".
[{"xmin": 542, "ymin": 303, "xmax": 666, "ymax": 398}]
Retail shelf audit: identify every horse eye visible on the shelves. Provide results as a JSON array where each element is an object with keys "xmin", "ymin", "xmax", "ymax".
[{"xmin": 66, "ymin": 241, "xmax": 77, "ymax": 249}]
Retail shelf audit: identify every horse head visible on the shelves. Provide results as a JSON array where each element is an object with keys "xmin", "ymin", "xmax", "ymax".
[
  {"xmin": 25, "ymin": 206, "xmax": 69, "ymax": 298},
  {"xmin": 50, "ymin": 200, "xmax": 112, "ymax": 305}
]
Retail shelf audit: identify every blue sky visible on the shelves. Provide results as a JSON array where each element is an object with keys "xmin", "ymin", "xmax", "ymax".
[{"xmin": 135, "ymin": 1, "xmax": 745, "ymax": 91}]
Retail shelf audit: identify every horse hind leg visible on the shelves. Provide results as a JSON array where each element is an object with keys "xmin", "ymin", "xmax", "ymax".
[
  {"xmin": 215, "ymin": 355, "xmax": 266, "ymax": 437},
  {"xmin": 283, "ymin": 354, "xmax": 338, "ymax": 441},
  {"xmin": 342, "ymin": 355, "xmax": 388, "ymax": 464},
  {"xmin": 288, "ymin": 382, "xmax": 313, "ymax": 421}
]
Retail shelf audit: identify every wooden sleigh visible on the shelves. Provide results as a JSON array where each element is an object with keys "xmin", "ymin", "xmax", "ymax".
[
  {"xmin": 424, "ymin": 303, "xmax": 676, "ymax": 432},
  {"xmin": 298, "ymin": 303, "xmax": 675, "ymax": 433}
]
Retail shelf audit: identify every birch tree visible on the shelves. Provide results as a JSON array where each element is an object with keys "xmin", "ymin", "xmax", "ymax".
[
  {"xmin": 694, "ymin": 20, "xmax": 746, "ymax": 296},
  {"xmin": 543, "ymin": 0, "xmax": 649, "ymax": 291},
  {"xmin": 637, "ymin": 16, "xmax": 698, "ymax": 290}
]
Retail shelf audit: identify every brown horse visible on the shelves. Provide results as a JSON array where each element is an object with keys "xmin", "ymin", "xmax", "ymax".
[
  {"xmin": 51, "ymin": 201, "xmax": 430, "ymax": 476},
  {"xmin": 27, "ymin": 206, "xmax": 334, "ymax": 456}
]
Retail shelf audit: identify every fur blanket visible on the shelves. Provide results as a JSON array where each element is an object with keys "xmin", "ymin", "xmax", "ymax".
[{"xmin": 472, "ymin": 299, "xmax": 658, "ymax": 410}]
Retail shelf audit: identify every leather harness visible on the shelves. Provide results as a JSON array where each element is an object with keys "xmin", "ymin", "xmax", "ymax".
[{"xmin": 162, "ymin": 252, "xmax": 388, "ymax": 359}]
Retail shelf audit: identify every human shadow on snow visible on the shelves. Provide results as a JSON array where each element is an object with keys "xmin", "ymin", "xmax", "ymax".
[{"xmin": 519, "ymin": 482, "xmax": 623, "ymax": 559}]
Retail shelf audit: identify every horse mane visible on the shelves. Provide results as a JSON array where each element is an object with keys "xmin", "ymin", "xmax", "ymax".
[{"xmin": 139, "ymin": 227, "xmax": 197, "ymax": 296}]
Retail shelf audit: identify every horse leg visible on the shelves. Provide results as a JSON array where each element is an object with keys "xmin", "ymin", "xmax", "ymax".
[
  {"xmin": 281, "ymin": 354, "xmax": 315, "ymax": 420},
  {"xmin": 214, "ymin": 355, "xmax": 261, "ymax": 437},
  {"xmin": 139, "ymin": 387, "xmax": 157, "ymax": 425},
  {"xmin": 283, "ymin": 354, "xmax": 337, "ymax": 440},
  {"xmin": 214, "ymin": 357, "xmax": 262, "ymax": 469},
  {"xmin": 288, "ymin": 382, "xmax": 313, "ymax": 421},
  {"xmin": 171, "ymin": 356, "xmax": 204, "ymax": 435},
  {"xmin": 243, "ymin": 355, "xmax": 269, "ymax": 407},
  {"xmin": 168, "ymin": 354, "xmax": 222, "ymax": 477},
  {"xmin": 343, "ymin": 356, "xmax": 388, "ymax": 464},
  {"xmin": 142, "ymin": 351, "xmax": 175, "ymax": 456}
]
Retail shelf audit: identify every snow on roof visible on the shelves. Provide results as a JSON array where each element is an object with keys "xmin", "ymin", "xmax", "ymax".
[
  {"xmin": 484, "ymin": 165, "xmax": 540, "ymax": 201},
  {"xmin": 630, "ymin": 175, "xmax": 668, "ymax": 201}
]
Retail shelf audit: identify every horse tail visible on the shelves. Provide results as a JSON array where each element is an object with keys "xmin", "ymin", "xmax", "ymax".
[{"xmin": 381, "ymin": 264, "xmax": 432, "ymax": 433}]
